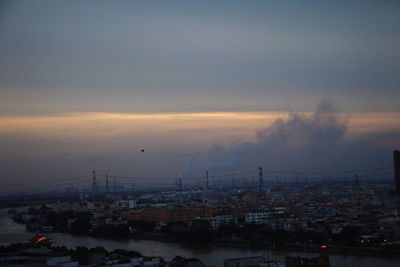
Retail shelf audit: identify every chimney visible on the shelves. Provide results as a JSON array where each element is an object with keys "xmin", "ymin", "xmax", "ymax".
[
  {"xmin": 92, "ymin": 170, "xmax": 96, "ymax": 192},
  {"xmin": 206, "ymin": 170, "xmax": 209, "ymax": 190},
  {"xmin": 258, "ymin": 167, "xmax": 264, "ymax": 193}
]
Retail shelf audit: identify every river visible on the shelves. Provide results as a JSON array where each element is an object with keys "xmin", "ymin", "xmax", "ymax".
[{"xmin": 1, "ymin": 209, "xmax": 399, "ymax": 267}]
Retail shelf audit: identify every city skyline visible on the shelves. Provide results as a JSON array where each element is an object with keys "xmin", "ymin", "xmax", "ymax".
[{"xmin": 1, "ymin": 2, "xmax": 400, "ymax": 265}]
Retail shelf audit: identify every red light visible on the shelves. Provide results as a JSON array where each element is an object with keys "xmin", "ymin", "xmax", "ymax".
[
  {"xmin": 320, "ymin": 245, "xmax": 328, "ymax": 249},
  {"xmin": 37, "ymin": 237, "xmax": 47, "ymax": 242}
]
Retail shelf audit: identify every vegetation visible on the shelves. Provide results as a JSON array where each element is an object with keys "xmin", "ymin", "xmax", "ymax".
[
  {"xmin": 70, "ymin": 212, "xmax": 93, "ymax": 235},
  {"xmin": 0, "ymin": 243, "xmax": 142, "ymax": 266},
  {"xmin": 13, "ymin": 207, "xmax": 391, "ymax": 249},
  {"xmin": 91, "ymin": 224, "xmax": 130, "ymax": 239}
]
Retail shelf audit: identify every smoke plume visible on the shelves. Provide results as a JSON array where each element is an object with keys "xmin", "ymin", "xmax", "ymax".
[{"xmin": 195, "ymin": 100, "xmax": 398, "ymax": 178}]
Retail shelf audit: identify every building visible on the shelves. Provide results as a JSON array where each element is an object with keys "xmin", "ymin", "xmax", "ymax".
[
  {"xmin": 244, "ymin": 208, "xmax": 285, "ymax": 224},
  {"xmin": 169, "ymin": 256, "xmax": 204, "ymax": 267},
  {"xmin": 244, "ymin": 212, "xmax": 269, "ymax": 224},
  {"xmin": 130, "ymin": 257, "xmax": 161, "ymax": 267},
  {"xmin": 116, "ymin": 200, "xmax": 137, "ymax": 209},
  {"xmin": 202, "ymin": 215, "xmax": 235, "ymax": 230},
  {"xmin": 47, "ymin": 256, "xmax": 79, "ymax": 267},
  {"xmin": 0, "ymin": 248, "xmax": 72, "ymax": 267},
  {"xmin": 224, "ymin": 257, "xmax": 264, "ymax": 267},
  {"xmin": 285, "ymin": 256, "xmax": 329, "ymax": 267},
  {"xmin": 121, "ymin": 205, "xmax": 213, "ymax": 223}
]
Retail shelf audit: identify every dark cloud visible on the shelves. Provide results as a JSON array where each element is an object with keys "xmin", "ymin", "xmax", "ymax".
[{"xmin": 0, "ymin": 1, "xmax": 400, "ymax": 114}]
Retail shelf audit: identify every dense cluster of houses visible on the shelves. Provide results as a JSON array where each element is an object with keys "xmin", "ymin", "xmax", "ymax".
[{"xmin": 15, "ymin": 183, "xmax": 400, "ymax": 246}]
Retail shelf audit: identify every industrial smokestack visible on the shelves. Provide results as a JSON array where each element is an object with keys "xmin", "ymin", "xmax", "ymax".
[
  {"xmin": 92, "ymin": 170, "xmax": 96, "ymax": 192},
  {"xmin": 206, "ymin": 170, "xmax": 209, "ymax": 190},
  {"xmin": 394, "ymin": 150, "xmax": 400, "ymax": 195},
  {"xmin": 258, "ymin": 167, "xmax": 264, "ymax": 193}
]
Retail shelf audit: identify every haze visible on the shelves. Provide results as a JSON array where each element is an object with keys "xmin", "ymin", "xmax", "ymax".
[{"xmin": 0, "ymin": 1, "xmax": 399, "ymax": 190}]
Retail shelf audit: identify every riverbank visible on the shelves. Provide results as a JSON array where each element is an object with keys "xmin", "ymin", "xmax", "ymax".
[
  {"xmin": 52, "ymin": 228, "xmax": 400, "ymax": 259},
  {"xmin": 3, "ymin": 207, "xmax": 400, "ymax": 266},
  {"xmin": 2, "ymin": 214, "xmax": 400, "ymax": 267},
  {"xmin": 213, "ymin": 240, "xmax": 400, "ymax": 258},
  {"xmin": 12, "ymin": 217, "xmax": 400, "ymax": 259},
  {"xmin": 121, "ymin": 234, "xmax": 400, "ymax": 259}
]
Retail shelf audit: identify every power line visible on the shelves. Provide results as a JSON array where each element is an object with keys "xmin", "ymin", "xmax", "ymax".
[
  {"xmin": 0, "ymin": 165, "xmax": 393, "ymax": 192},
  {"xmin": 260, "ymin": 166, "xmax": 392, "ymax": 175},
  {"xmin": 2, "ymin": 175, "xmax": 91, "ymax": 188}
]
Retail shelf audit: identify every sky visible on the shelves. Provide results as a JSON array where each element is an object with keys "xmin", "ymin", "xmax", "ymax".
[{"xmin": 0, "ymin": 1, "xmax": 399, "ymax": 192}]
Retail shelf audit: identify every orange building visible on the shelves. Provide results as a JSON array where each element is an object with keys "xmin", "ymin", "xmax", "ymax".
[{"xmin": 121, "ymin": 205, "xmax": 213, "ymax": 223}]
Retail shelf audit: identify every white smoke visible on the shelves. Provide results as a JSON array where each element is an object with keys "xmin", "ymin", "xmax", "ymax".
[{"xmin": 189, "ymin": 100, "xmax": 398, "ymax": 176}]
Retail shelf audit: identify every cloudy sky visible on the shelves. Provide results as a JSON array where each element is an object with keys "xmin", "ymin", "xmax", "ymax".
[{"xmin": 0, "ymin": 1, "xmax": 399, "ymax": 192}]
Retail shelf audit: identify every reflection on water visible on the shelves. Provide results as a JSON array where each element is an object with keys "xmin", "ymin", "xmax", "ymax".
[
  {"xmin": 0, "ymin": 208, "xmax": 32, "ymax": 245},
  {"xmin": 1, "ymin": 209, "xmax": 399, "ymax": 267}
]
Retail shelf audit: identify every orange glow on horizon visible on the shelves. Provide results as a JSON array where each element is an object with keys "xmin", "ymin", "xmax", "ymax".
[{"xmin": 0, "ymin": 111, "xmax": 398, "ymax": 142}]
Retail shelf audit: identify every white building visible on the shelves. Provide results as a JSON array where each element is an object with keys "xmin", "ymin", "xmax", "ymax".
[
  {"xmin": 245, "ymin": 207, "xmax": 285, "ymax": 224},
  {"xmin": 47, "ymin": 256, "xmax": 79, "ymax": 267},
  {"xmin": 116, "ymin": 200, "xmax": 137, "ymax": 209},
  {"xmin": 203, "ymin": 215, "xmax": 235, "ymax": 230},
  {"xmin": 131, "ymin": 257, "xmax": 161, "ymax": 267},
  {"xmin": 245, "ymin": 212, "xmax": 269, "ymax": 224}
]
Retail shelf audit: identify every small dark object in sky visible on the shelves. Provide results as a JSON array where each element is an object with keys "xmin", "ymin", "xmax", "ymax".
[{"xmin": 141, "ymin": 149, "xmax": 144, "ymax": 153}]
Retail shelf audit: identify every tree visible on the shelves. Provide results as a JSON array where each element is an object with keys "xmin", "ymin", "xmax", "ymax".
[
  {"xmin": 188, "ymin": 219, "xmax": 214, "ymax": 243},
  {"xmin": 91, "ymin": 224, "xmax": 130, "ymax": 239},
  {"xmin": 335, "ymin": 225, "xmax": 361, "ymax": 246},
  {"xmin": 70, "ymin": 218, "xmax": 92, "ymax": 235}
]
